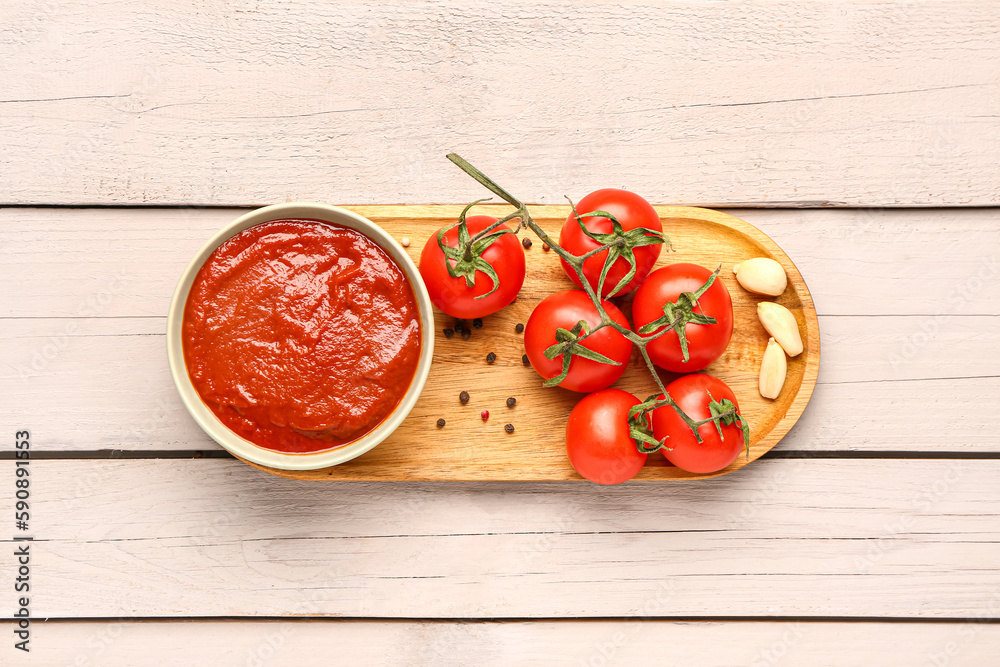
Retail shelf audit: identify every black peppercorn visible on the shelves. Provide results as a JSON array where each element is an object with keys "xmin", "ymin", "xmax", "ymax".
[
  {"xmin": 506, "ymin": 397, "xmax": 516, "ymax": 408},
  {"xmin": 514, "ymin": 323, "xmax": 524, "ymax": 334},
  {"xmin": 486, "ymin": 352, "xmax": 497, "ymax": 364},
  {"xmin": 459, "ymin": 390, "xmax": 470, "ymax": 404},
  {"xmin": 504, "ymin": 423, "xmax": 514, "ymax": 434},
  {"xmin": 436, "ymin": 418, "xmax": 446, "ymax": 428},
  {"xmin": 461, "ymin": 329, "xmax": 471, "ymax": 340},
  {"xmin": 522, "ymin": 354, "xmax": 530, "ymax": 366},
  {"xmin": 522, "ymin": 237, "xmax": 532, "ymax": 249},
  {"xmin": 443, "ymin": 328, "xmax": 454, "ymax": 338},
  {"xmin": 473, "ymin": 318, "xmax": 483, "ymax": 329}
]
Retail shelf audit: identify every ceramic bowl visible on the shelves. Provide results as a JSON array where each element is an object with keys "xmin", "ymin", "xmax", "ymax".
[{"xmin": 166, "ymin": 202, "xmax": 434, "ymax": 470}]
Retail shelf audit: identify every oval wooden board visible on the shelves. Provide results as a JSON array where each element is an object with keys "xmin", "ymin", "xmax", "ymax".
[{"xmin": 242, "ymin": 205, "xmax": 819, "ymax": 482}]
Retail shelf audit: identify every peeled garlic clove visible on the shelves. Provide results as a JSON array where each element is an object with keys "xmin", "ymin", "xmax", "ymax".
[
  {"xmin": 757, "ymin": 302, "xmax": 803, "ymax": 357},
  {"xmin": 759, "ymin": 337, "xmax": 787, "ymax": 399},
  {"xmin": 733, "ymin": 257, "xmax": 787, "ymax": 296}
]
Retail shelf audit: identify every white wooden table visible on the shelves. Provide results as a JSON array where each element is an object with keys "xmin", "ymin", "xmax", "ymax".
[{"xmin": 3, "ymin": 1, "xmax": 1000, "ymax": 664}]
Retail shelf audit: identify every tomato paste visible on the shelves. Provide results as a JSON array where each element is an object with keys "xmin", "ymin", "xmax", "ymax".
[{"xmin": 183, "ymin": 219, "xmax": 421, "ymax": 453}]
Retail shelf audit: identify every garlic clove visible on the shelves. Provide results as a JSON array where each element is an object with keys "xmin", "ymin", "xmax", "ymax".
[
  {"xmin": 757, "ymin": 302, "xmax": 803, "ymax": 357},
  {"xmin": 733, "ymin": 257, "xmax": 787, "ymax": 296},
  {"xmin": 759, "ymin": 337, "xmax": 787, "ymax": 399}
]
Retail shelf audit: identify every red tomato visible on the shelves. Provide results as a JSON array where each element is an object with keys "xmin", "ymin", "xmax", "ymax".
[
  {"xmin": 651, "ymin": 374, "xmax": 747, "ymax": 474},
  {"xmin": 559, "ymin": 189, "xmax": 663, "ymax": 297},
  {"xmin": 632, "ymin": 263, "xmax": 733, "ymax": 373},
  {"xmin": 566, "ymin": 389, "xmax": 647, "ymax": 485},
  {"xmin": 524, "ymin": 290, "xmax": 633, "ymax": 393},
  {"xmin": 419, "ymin": 215, "xmax": 525, "ymax": 319}
]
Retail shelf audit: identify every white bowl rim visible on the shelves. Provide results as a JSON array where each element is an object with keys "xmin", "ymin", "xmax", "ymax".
[{"xmin": 166, "ymin": 202, "xmax": 435, "ymax": 471}]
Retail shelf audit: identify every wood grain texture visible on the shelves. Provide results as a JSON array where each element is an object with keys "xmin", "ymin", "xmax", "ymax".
[
  {"xmin": 8, "ymin": 458, "xmax": 1000, "ymax": 619},
  {"xmin": 1, "ymin": 1, "xmax": 998, "ymax": 206},
  {"xmin": 27, "ymin": 620, "xmax": 1000, "ymax": 666}
]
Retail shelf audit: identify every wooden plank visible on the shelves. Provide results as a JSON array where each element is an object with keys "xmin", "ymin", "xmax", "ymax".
[
  {"xmin": 3, "ymin": 314, "xmax": 998, "ymax": 454},
  {"xmin": 7, "ymin": 459, "xmax": 1000, "ymax": 618},
  {"xmin": 1, "ymin": 2, "xmax": 998, "ymax": 206},
  {"xmin": 27, "ymin": 620, "xmax": 1000, "ymax": 666},
  {"xmin": 3, "ymin": 314, "xmax": 998, "ymax": 455},
  {"xmin": 2, "ymin": 207, "xmax": 997, "ymax": 319},
  {"xmin": 786, "ymin": 377, "xmax": 1000, "ymax": 452}
]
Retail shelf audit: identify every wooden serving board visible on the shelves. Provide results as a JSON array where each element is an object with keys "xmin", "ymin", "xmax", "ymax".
[{"xmin": 245, "ymin": 205, "xmax": 820, "ymax": 482}]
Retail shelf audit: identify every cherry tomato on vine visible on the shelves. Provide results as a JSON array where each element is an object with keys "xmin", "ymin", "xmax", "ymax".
[
  {"xmin": 559, "ymin": 189, "xmax": 664, "ymax": 297},
  {"xmin": 566, "ymin": 389, "xmax": 647, "ymax": 485},
  {"xmin": 524, "ymin": 290, "xmax": 633, "ymax": 393},
  {"xmin": 632, "ymin": 263, "xmax": 733, "ymax": 373},
  {"xmin": 419, "ymin": 214, "xmax": 525, "ymax": 319},
  {"xmin": 651, "ymin": 374, "xmax": 749, "ymax": 474}
]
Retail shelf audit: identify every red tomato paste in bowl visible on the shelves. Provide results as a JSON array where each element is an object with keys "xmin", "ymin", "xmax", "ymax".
[{"xmin": 182, "ymin": 219, "xmax": 422, "ymax": 454}]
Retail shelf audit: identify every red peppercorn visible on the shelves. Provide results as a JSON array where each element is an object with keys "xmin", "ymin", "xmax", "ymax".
[{"xmin": 481, "ymin": 410, "xmax": 489, "ymax": 422}]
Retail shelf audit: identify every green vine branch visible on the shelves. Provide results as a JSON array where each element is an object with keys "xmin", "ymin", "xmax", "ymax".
[{"xmin": 444, "ymin": 153, "xmax": 749, "ymax": 455}]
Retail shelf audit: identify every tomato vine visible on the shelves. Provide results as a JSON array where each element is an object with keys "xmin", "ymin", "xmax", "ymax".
[{"xmin": 444, "ymin": 153, "xmax": 750, "ymax": 455}]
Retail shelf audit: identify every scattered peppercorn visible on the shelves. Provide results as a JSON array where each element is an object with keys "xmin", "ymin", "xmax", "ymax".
[
  {"xmin": 461, "ymin": 329, "xmax": 471, "ymax": 340},
  {"xmin": 454, "ymin": 321, "xmax": 466, "ymax": 333},
  {"xmin": 486, "ymin": 352, "xmax": 497, "ymax": 364},
  {"xmin": 459, "ymin": 390, "xmax": 470, "ymax": 404},
  {"xmin": 481, "ymin": 410, "xmax": 489, "ymax": 421},
  {"xmin": 443, "ymin": 328, "xmax": 454, "ymax": 338},
  {"xmin": 401, "ymin": 237, "xmax": 411, "ymax": 248},
  {"xmin": 514, "ymin": 323, "xmax": 524, "ymax": 334},
  {"xmin": 473, "ymin": 318, "xmax": 483, "ymax": 329},
  {"xmin": 542, "ymin": 243, "xmax": 551, "ymax": 252},
  {"xmin": 506, "ymin": 397, "xmax": 516, "ymax": 408},
  {"xmin": 504, "ymin": 423, "xmax": 515, "ymax": 434},
  {"xmin": 522, "ymin": 237, "xmax": 532, "ymax": 249},
  {"xmin": 522, "ymin": 354, "xmax": 530, "ymax": 366},
  {"xmin": 436, "ymin": 418, "xmax": 446, "ymax": 428}
]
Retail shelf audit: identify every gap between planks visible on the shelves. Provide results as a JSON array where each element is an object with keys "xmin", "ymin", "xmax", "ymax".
[
  {"xmin": 24, "ymin": 615, "xmax": 1000, "ymax": 623},
  {"xmin": 3, "ymin": 450, "xmax": 1000, "ymax": 461}
]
